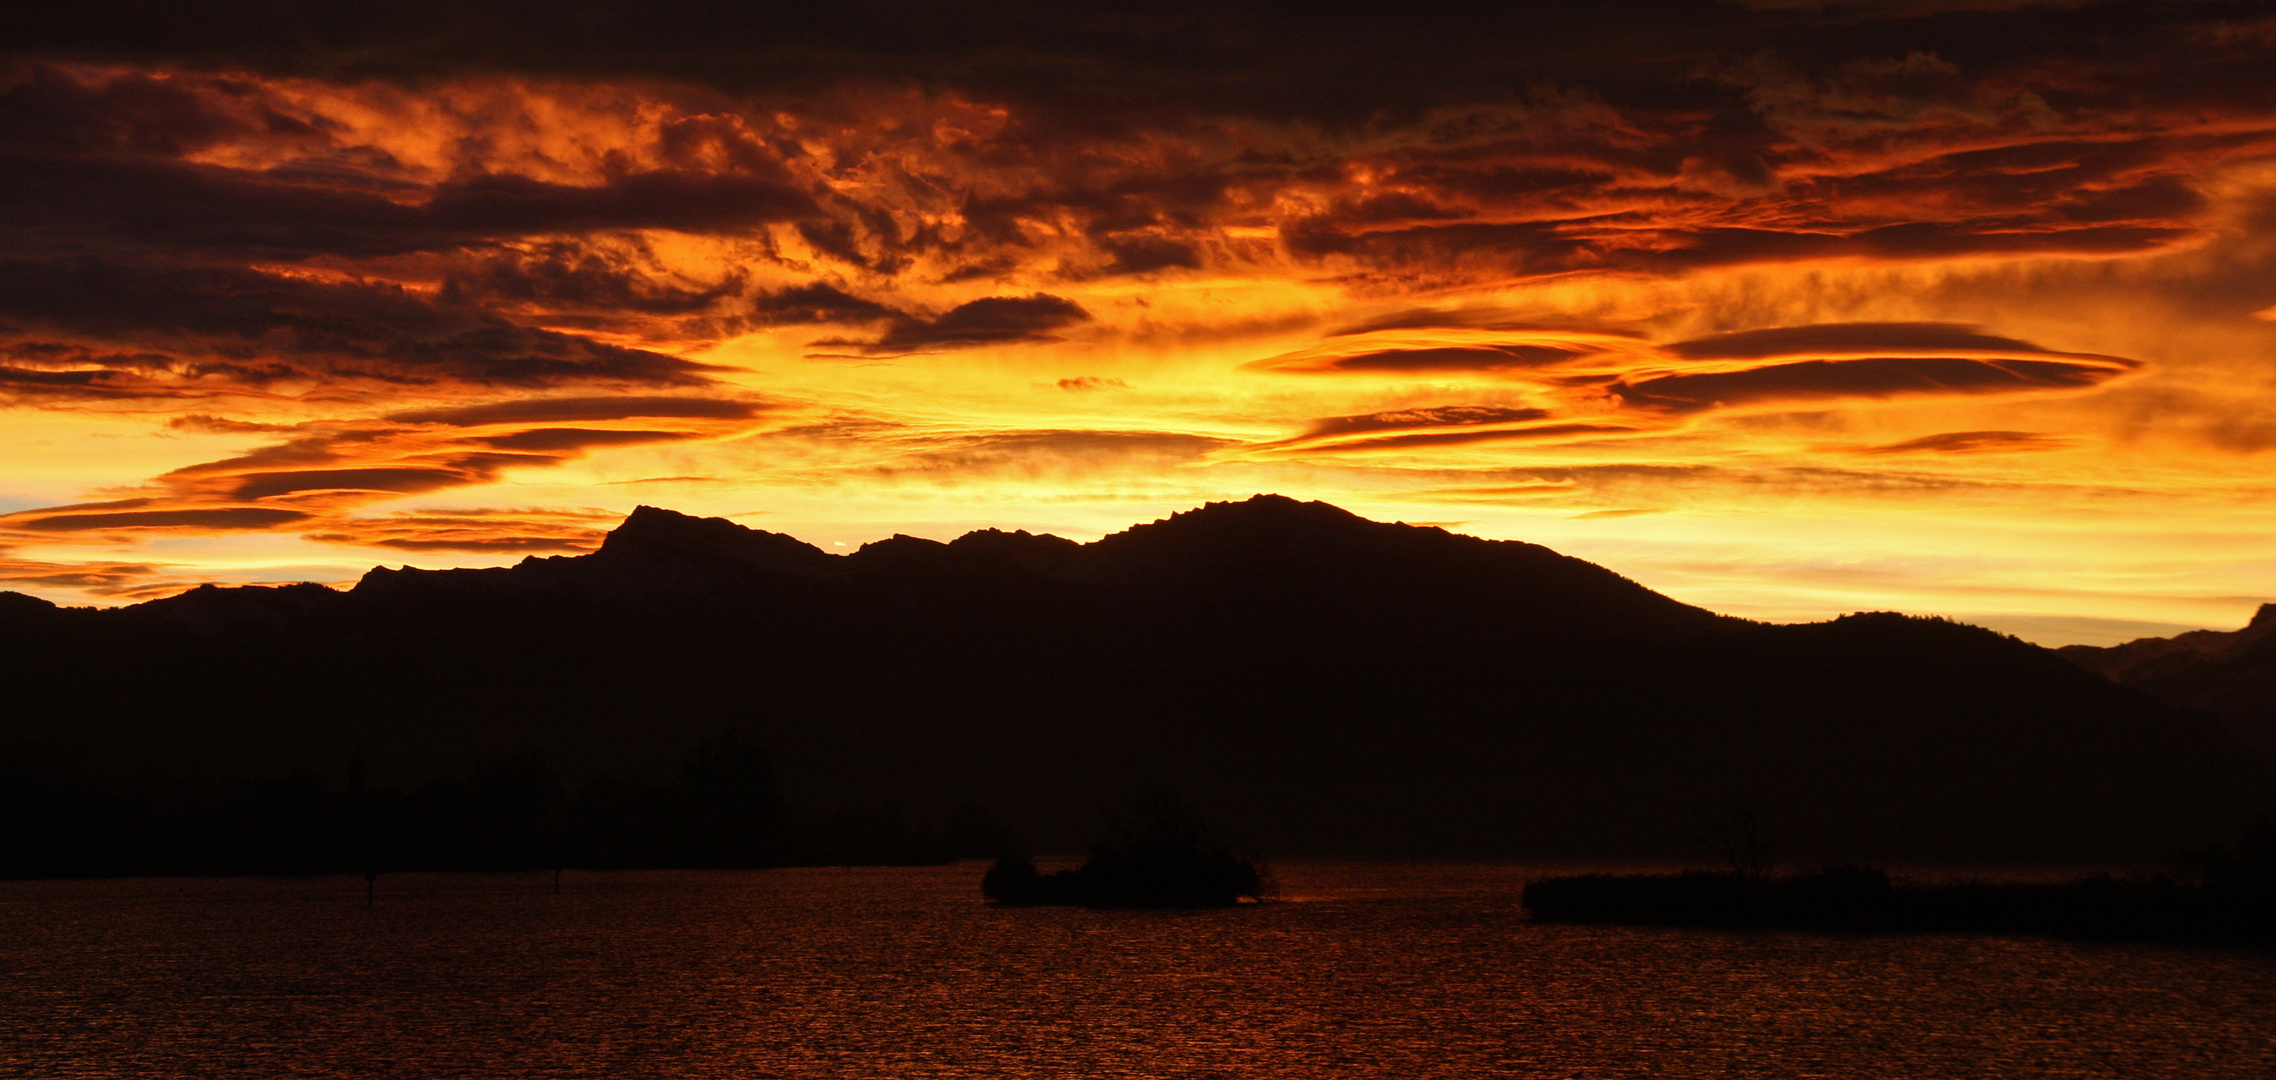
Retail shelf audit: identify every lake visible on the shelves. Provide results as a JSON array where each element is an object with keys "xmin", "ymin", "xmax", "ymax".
[{"xmin": 4, "ymin": 862, "xmax": 2272, "ymax": 1077}]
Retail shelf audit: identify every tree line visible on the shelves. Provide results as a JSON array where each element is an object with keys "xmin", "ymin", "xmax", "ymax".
[{"xmin": 0, "ymin": 731, "xmax": 1011, "ymax": 879}]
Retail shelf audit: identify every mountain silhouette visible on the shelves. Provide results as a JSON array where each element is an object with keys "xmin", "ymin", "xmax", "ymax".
[
  {"xmin": 2, "ymin": 495, "xmax": 2265, "ymax": 863},
  {"xmin": 2060, "ymin": 605, "xmax": 2276, "ymax": 752}
]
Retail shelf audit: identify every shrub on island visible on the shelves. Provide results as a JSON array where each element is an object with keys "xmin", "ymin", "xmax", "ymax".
[{"xmin": 983, "ymin": 803, "xmax": 1264, "ymax": 908}]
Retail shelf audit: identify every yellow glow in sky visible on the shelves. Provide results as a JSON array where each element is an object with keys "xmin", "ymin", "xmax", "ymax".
[{"xmin": 3, "ymin": 43, "xmax": 2275, "ymax": 646}]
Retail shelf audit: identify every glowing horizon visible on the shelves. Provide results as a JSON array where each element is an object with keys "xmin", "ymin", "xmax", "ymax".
[{"xmin": 5, "ymin": 4, "xmax": 2276, "ymax": 646}]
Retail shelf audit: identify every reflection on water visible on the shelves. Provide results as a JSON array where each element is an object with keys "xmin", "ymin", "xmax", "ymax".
[{"xmin": 3, "ymin": 862, "xmax": 2272, "ymax": 1078}]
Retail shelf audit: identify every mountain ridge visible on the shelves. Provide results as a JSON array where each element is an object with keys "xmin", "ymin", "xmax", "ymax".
[
  {"xmin": 3, "ymin": 495, "xmax": 1737, "ymax": 642},
  {"xmin": 1, "ymin": 495, "xmax": 2264, "ymax": 862},
  {"xmin": 2061, "ymin": 605, "xmax": 2276, "ymax": 751}
]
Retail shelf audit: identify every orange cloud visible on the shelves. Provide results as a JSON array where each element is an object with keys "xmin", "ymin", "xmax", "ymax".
[
  {"xmin": 1608, "ymin": 355, "xmax": 2134, "ymax": 414},
  {"xmin": 0, "ymin": 553, "xmax": 176, "ymax": 599},
  {"xmin": 809, "ymin": 294, "xmax": 1093, "ymax": 356},
  {"xmin": 1849, "ymin": 430, "xmax": 2073, "ymax": 456},
  {"xmin": 0, "ymin": 393, "xmax": 774, "ymax": 549},
  {"xmin": 2, "ymin": 4, "xmax": 2274, "ymax": 638},
  {"xmin": 1238, "ymin": 321, "xmax": 2141, "ymax": 457},
  {"xmin": 304, "ymin": 507, "xmax": 620, "ymax": 553},
  {"xmin": 10, "ymin": 501, "xmax": 311, "ymax": 532}
]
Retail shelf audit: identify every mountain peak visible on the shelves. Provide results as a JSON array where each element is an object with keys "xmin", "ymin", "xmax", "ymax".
[
  {"xmin": 2224, "ymin": 601, "xmax": 2276, "ymax": 655},
  {"xmin": 1182, "ymin": 493, "xmax": 1363, "ymax": 525},
  {"xmin": 1100, "ymin": 493, "xmax": 1378, "ymax": 550},
  {"xmin": 596, "ymin": 505, "xmax": 835, "ymax": 576},
  {"xmin": 603, "ymin": 505, "xmax": 742, "ymax": 548},
  {"xmin": 0, "ymin": 590, "xmax": 62, "ymax": 624},
  {"xmin": 846, "ymin": 533, "xmax": 953, "ymax": 568},
  {"xmin": 2059, "ymin": 601, "xmax": 2276, "ymax": 751}
]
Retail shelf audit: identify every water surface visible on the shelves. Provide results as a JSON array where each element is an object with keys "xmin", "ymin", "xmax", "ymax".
[{"xmin": 4, "ymin": 862, "xmax": 2271, "ymax": 1077}]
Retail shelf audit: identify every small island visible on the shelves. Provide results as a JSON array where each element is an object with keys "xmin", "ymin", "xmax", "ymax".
[
  {"xmin": 1523, "ymin": 822, "xmax": 2276, "ymax": 947},
  {"xmin": 982, "ymin": 805, "xmax": 1266, "ymax": 908}
]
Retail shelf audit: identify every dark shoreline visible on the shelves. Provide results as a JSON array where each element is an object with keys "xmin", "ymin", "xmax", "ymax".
[{"xmin": 1523, "ymin": 868, "xmax": 2276, "ymax": 947}]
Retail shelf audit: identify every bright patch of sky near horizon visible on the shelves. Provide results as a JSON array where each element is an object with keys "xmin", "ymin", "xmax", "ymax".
[{"xmin": 4, "ymin": 2, "xmax": 2276, "ymax": 645}]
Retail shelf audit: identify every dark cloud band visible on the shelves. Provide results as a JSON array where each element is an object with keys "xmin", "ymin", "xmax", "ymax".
[{"xmin": 1611, "ymin": 356, "xmax": 2134, "ymax": 413}]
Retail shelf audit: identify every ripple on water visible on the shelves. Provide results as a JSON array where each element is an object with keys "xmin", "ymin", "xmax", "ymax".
[{"xmin": 3, "ymin": 863, "xmax": 2273, "ymax": 1078}]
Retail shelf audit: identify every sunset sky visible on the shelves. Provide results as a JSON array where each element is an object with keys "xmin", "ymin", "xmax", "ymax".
[{"xmin": 3, "ymin": 1, "xmax": 2274, "ymax": 644}]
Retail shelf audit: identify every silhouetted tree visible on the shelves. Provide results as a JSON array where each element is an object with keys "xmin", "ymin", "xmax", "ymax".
[
  {"xmin": 1703, "ymin": 804, "xmax": 1777, "ymax": 882},
  {"xmin": 2179, "ymin": 817, "xmax": 2276, "ymax": 893},
  {"xmin": 984, "ymin": 796, "xmax": 1263, "ymax": 907},
  {"xmin": 669, "ymin": 728, "xmax": 794, "ymax": 866},
  {"xmin": 402, "ymin": 751, "xmax": 562, "ymax": 870}
]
